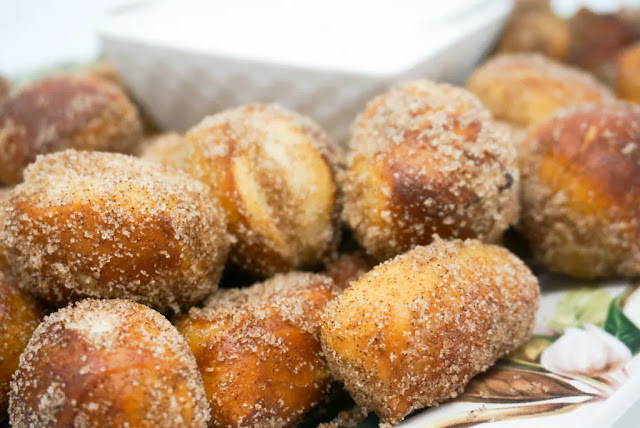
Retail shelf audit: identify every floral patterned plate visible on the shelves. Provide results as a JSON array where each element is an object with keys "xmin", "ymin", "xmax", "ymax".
[{"xmin": 303, "ymin": 274, "xmax": 640, "ymax": 428}]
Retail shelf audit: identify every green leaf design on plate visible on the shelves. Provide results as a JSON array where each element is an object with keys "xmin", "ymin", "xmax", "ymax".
[
  {"xmin": 604, "ymin": 296, "xmax": 640, "ymax": 354},
  {"xmin": 549, "ymin": 288, "xmax": 612, "ymax": 333}
]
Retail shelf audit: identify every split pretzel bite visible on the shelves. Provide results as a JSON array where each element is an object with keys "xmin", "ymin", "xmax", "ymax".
[
  {"xmin": 182, "ymin": 104, "xmax": 341, "ymax": 277},
  {"xmin": 343, "ymin": 80, "xmax": 519, "ymax": 261},
  {"xmin": 176, "ymin": 272, "xmax": 338, "ymax": 427},
  {"xmin": 321, "ymin": 239, "xmax": 539, "ymax": 424},
  {"xmin": 1, "ymin": 150, "xmax": 230, "ymax": 311}
]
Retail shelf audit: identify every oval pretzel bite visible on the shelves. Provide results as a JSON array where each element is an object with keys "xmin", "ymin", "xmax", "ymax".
[
  {"xmin": 466, "ymin": 54, "xmax": 614, "ymax": 127},
  {"xmin": 183, "ymin": 104, "xmax": 341, "ymax": 277},
  {"xmin": 321, "ymin": 239, "xmax": 539, "ymax": 424},
  {"xmin": 176, "ymin": 272, "xmax": 338, "ymax": 428},
  {"xmin": 343, "ymin": 80, "xmax": 519, "ymax": 261},
  {"xmin": 0, "ymin": 74, "xmax": 142, "ymax": 185},
  {"xmin": 9, "ymin": 299, "xmax": 209, "ymax": 428},
  {"xmin": 519, "ymin": 102, "xmax": 640, "ymax": 278},
  {"xmin": 1, "ymin": 150, "xmax": 230, "ymax": 311},
  {"xmin": 0, "ymin": 273, "xmax": 45, "ymax": 416}
]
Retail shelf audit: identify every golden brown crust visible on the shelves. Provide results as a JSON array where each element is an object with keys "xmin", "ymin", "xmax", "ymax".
[
  {"xmin": 616, "ymin": 42, "xmax": 640, "ymax": 103},
  {"xmin": 0, "ymin": 74, "xmax": 142, "ymax": 184},
  {"xmin": 9, "ymin": 299, "xmax": 209, "ymax": 427},
  {"xmin": 321, "ymin": 239, "xmax": 539, "ymax": 424},
  {"xmin": 343, "ymin": 80, "xmax": 519, "ymax": 261},
  {"xmin": 519, "ymin": 102, "xmax": 640, "ymax": 278},
  {"xmin": 183, "ymin": 104, "xmax": 341, "ymax": 277},
  {"xmin": 1, "ymin": 150, "xmax": 230, "ymax": 311},
  {"xmin": 466, "ymin": 54, "xmax": 614, "ymax": 127},
  {"xmin": 0, "ymin": 273, "xmax": 44, "ymax": 416},
  {"xmin": 176, "ymin": 272, "xmax": 338, "ymax": 428}
]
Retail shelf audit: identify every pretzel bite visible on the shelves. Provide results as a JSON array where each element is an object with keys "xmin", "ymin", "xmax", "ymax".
[
  {"xmin": 9, "ymin": 299, "xmax": 209, "ymax": 427},
  {"xmin": 519, "ymin": 102, "xmax": 640, "ymax": 278},
  {"xmin": 183, "ymin": 104, "xmax": 340, "ymax": 276},
  {"xmin": 0, "ymin": 273, "xmax": 44, "ymax": 417},
  {"xmin": 321, "ymin": 239, "xmax": 539, "ymax": 424},
  {"xmin": 138, "ymin": 132, "xmax": 187, "ymax": 169},
  {"xmin": 0, "ymin": 74, "xmax": 142, "ymax": 185},
  {"xmin": 343, "ymin": 80, "xmax": 519, "ymax": 261},
  {"xmin": 1, "ymin": 150, "xmax": 230, "ymax": 310},
  {"xmin": 498, "ymin": 9, "xmax": 570, "ymax": 60},
  {"xmin": 616, "ymin": 42, "xmax": 640, "ymax": 103},
  {"xmin": 466, "ymin": 54, "xmax": 614, "ymax": 127},
  {"xmin": 176, "ymin": 272, "xmax": 338, "ymax": 427}
]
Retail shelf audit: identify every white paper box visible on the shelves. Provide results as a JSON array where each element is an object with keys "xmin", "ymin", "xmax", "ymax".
[{"xmin": 99, "ymin": 0, "xmax": 511, "ymax": 143}]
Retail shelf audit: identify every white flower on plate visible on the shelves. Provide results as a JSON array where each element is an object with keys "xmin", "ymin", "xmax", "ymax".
[
  {"xmin": 623, "ymin": 288, "xmax": 640, "ymax": 328},
  {"xmin": 540, "ymin": 324, "xmax": 631, "ymax": 377}
]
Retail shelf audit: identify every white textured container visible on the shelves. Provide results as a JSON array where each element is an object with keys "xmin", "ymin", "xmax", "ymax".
[{"xmin": 99, "ymin": 0, "xmax": 511, "ymax": 142}]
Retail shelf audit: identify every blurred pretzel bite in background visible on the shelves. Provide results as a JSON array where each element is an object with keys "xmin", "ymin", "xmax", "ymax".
[
  {"xmin": 321, "ymin": 239, "xmax": 539, "ymax": 425},
  {"xmin": 0, "ymin": 74, "xmax": 142, "ymax": 185},
  {"xmin": 0, "ymin": 150, "xmax": 230, "ymax": 311},
  {"xmin": 466, "ymin": 54, "xmax": 614, "ymax": 128},
  {"xmin": 176, "ymin": 272, "xmax": 338, "ymax": 428},
  {"xmin": 9, "ymin": 299, "xmax": 209, "ymax": 427},
  {"xmin": 0, "ymin": 272, "xmax": 45, "ymax": 419},
  {"xmin": 180, "ymin": 104, "xmax": 341, "ymax": 277},
  {"xmin": 342, "ymin": 80, "xmax": 519, "ymax": 262},
  {"xmin": 519, "ymin": 102, "xmax": 640, "ymax": 279},
  {"xmin": 498, "ymin": 0, "xmax": 570, "ymax": 60},
  {"xmin": 615, "ymin": 42, "xmax": 640, "ymax": 103}
]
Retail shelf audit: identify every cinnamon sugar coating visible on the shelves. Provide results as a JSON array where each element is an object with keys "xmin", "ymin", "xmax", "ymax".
[
  {"xmin": 519, "ymin": 102, "xmax": 640, "ymax": 278},
  {"xmin": 182, "ymin": 104, "xmax": 341, "ymax": 277},
  {"xmin": 1, "ymin": 150, "xmax": 230, "ymax": 311},
  {"xmin": 343, "ymin": 80, "xmax": 519, "ymax": 261},
  {"xmin": 176, "ymin": 272, "xmax": 338, "ymax": 428},
  {"xmin": 321, "ymin": 239, "xmax": 539, "ymax": 424},
  {"xmin": 0, "ymin": 272, "xmax": 45, "ymax": 416},
  {"xmin": 466, "ymin": 54, "xmax": 614, "ymax": 127},
  {"xmin": 0, "ymin": 74, "xmax": 142, "ymax": 184},
  {"xmin": 9, "ymin": 299, "xmax": 209, "ymax": 427}
]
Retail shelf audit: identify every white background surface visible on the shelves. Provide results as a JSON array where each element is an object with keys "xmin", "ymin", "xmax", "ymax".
[{"xmin": 0, "ymin": 0, "xmax": 638, "ymax": 425}]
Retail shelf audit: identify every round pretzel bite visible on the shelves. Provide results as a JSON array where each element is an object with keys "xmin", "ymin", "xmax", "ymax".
[
  {"xmin": 1, "ymin": 150, "xmax": 230, "ymax": 311},
  {"xmin": 138, "ymin": 132, "xmax": 187, "ymax": 169},
  {"xmin": 0, "ymin": 74, "xmax": 142, "ymax": 185},
  {"xmin": 466, "ymin": 54, "xmax": 614, "ymax": 127},
  {"xmin": 498, "ymin": 9, "xmax": 571, "ymax": 60},
  {"xmin": 0, "ymin": 273, "xmax": 44, "ymax": 417},
  {"xmin": 616, "ymin": 42, "xmax": 640, "ymax": 103},
  {"xmin": 519, "ymin": 102, "xmax": 640, "ymax": 278},
  {"xmin": 320, "ymin": 239, "xmax": 539, "ymax": 424},
  {"xmin": 183, "ymin": 104, "xmax": 341, "ymax": 277},
  {"xmin": 9, "ymin": 299, "xmax": 209, "ymax": 428},
  {"xmin": 343, "ymin": 80, "xmax": 519, "ymax": 261},
  {"xmin": 176, "ymin": 272, "xmax": 338, "ymax": 428}
]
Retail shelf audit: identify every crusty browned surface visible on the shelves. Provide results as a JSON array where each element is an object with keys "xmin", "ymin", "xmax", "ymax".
[
  {"xmin": 466, "ymin": 54, "xmax": 614, "ymax": 127},
  {"xmin": 1, "ymin": 150, "xmax": 230, "ymax": 311},
  {"xmin": 176, "ymin": 272, "xmax": 338, "ymax": 428},
  {"xmin": 322, "ymin": 251, "xmax": 376, "ymax": 290},
  {"xmin": 616, "ymin": 42, "xmax": 640, "ymax": 103},
  {"xmin": 0, "ymin": 74, "xmax": 142, "ymax": 184},
  {"xmin": 519, "ymin": 102, "xmax": 640, "ymax": 278},
  {"xmin": 321, "ymin": 239, "xmax": 539, "ymax": 424},
  {"xmin": 9, "ymin": 299, "xmax": 209, "ymax": 427},
  {"xmin": 0, "ymin": 273, "xmax": 44, "ymax": 416},
  {"xmin": 183, "ymin": 104, "xmax": 341, "ymax": 277},
  {"xmin": 342, "ymin": 80, "xmax": 519, "ymax": 261}
]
